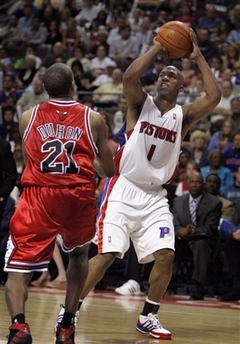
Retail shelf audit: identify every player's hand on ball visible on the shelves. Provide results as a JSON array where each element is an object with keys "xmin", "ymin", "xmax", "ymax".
[
  {"xmin": 153, "ymin": 38, "xmax": 169, "ymax": 58},
  {"xmin": 187, "ymin": 29, "xmax": 202, "ymax": 60}
]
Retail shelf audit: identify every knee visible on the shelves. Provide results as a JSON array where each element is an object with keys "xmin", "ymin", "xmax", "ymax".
[
  {"xmin": 154, "ymin": 249, "xmax": 175, "ymax": 266},
  {"xmin": 93, "ymin": 252, "xmax": 117, "ymax": 270}
]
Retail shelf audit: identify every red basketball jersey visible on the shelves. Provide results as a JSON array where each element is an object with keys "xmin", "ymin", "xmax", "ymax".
[{"xmin": 22, "ymin": 100, "xmax": 98, "ymax": 188}]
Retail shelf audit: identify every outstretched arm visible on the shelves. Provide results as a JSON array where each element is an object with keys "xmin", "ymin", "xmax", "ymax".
[
  {"xmin": 182, "ymin": 29, "xmax": 221, "ymax": 138},
  {"xmin": 123, "ymin": 39, "xmax": 167, "ymax": 129}
]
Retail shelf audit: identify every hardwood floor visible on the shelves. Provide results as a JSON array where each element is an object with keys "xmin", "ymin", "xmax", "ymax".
[{"xmin": 0, "ymin": 286, "xmax": 239, "ymax": 344}]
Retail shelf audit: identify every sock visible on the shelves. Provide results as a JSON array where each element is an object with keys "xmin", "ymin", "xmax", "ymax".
[
  {"xmin": 61, "ymin": 312, "xmax": 75, "ymax": 328},
  {"xmin": 12, "ymin": 314, "xmax": 25, "ymax": 324},
  {"xmin": 142, "ymin": 297, "xmax": 160, "ymax": 316}
]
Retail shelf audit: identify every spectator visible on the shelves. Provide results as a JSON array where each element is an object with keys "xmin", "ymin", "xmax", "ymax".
[
  {"xmin": 218, "ymin": 200, "xmax": 240, "ymax": 302},
  {"xmin": 197, "ymin": 28, "xmax": 219, "ymax": 62},
  {"xmin": 108, "ymin": 24, "xmax": 140, "ymax": 65},
  {"xmin": 62, "ymin": 18, "xmax": 81, "ymax": 51},
  {"xmin": 201, "ymin": 149, "xmax": 234, "ymax": 194},
  {"xmin": 135, "ymin": 16, "xmax": 154, "ymax": 54},
  {"xmin": 18, "ymin": 4, "xmax": 35, "ymax": 29},
  {"xmin": 0, "ymin": 106, "xmax": 19, "ymax": 143},
  {"xmin": 173, "ymin": 171, "xmax": 222, "ymax": 300},
  {"xmin": 188, "ymin": 129, "xmax": 209, "ymax": 167},
  {"xmin": 175, "ymin": 160, "xmax": 201, "ymax": 197},
  {"xmin": 223, "ymin": 132, "xmax": 240, "ymax": 178},
  {"xmin": 17, "ymin": 54, "xmax": 38, "ymax": 91},
  {"xmin": 0, "ymin": 15, "xmax": 24, "ymax": 46},
  {"xmin": 45, "ymin": 19, "xmax": 63, "ymax": 46},
  {"xmin": 207, "ymin": 118, "xmax": 236, "ymax": 153},
  {"xmin": 16, "ymin": 78, "xmax": 49, "ymax": 119},
  {"xmin": 141, "ymin": 57, "xmax": 167, "ymax": 95},
  {"xmin": 77, "ymin": 71, "xmax": 97, "ymax": 99},
  {"xmin": 231, "ymin": 96, "xmax": 240, "ymax": 129},
  {"xmin": 226, "ymin": 4, "xmax": 240, "ymax": 45},
  {"xmin": 175, "ymin": 2, "xmax": 196, "ymax": 28},
  {"xmin": 92, "ymin": 59, "xmax": 116, "ymax": 87},
  {"xmin": 221, "ymin": 43, "xmax": 240, "ymax": 71},
  {"xmin": 92, "ymin": 68, "xmax": 123, "ymax": 106},
  {"xmin": 74, "ymin": 0, "xmax": 103, "ymax": 26},
  {"xmin": 222, "ymin": 166, "xmax": 240, "ymax": 204},
  {"xmin": 0, "ymin": 74, "xmax": 22, "ymax": 108},
  {"xmin": 66, "ymin": 45, "xmax": 91, "ymax": 72},
  {"xmin": 22, "ymin": 15, "xmax": 48, "ymax": 47},
  {"xmin": 197, "ymin": 4, "xmax": 222, "ymax": 39},
  {"xmin": 42, "ymin": 41, "xmax": 70, "ymax": 68},
  {"xmin": 204, "ymin": 173, "xmax": 234, "ymax": 222},
  {"xmin": 89, "ymin": 45, "xmax": 115, "ymax": 78},
  {"xmin": 210, "ymin": 79, "xmax": 235, "ymax": 124},
  {"xmin": 170, "ymin": 148, "xmax": 191, "ymax": 191}
]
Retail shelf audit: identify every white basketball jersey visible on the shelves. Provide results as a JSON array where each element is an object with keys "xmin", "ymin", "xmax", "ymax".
[{"xmin": 118, "ymin": 94, "xmax": 183, "ymax": 186}]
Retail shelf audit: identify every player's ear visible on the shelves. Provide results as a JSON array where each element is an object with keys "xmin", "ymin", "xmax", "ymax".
[{"xmin": 178, "ymin": 84, "xmax": 184, "ymax": 92}]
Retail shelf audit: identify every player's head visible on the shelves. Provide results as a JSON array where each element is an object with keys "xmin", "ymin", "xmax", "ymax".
[
  {"xmin": 157, "ymin": 65, "xmax": 184, "ymax": 97},
  {"xmin": 43, "ymin": 62, "xmax": 75, "ymax": 98}
]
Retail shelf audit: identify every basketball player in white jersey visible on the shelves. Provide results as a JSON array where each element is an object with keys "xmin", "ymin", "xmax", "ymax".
[{"xmin": 56, "ymin": 28, "xmax": 221, "ymax": 340}]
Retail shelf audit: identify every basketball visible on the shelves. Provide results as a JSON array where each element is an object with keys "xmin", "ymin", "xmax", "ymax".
[{"xmin": 156, "ymin": 21, "xmax": 192, "ymax": 59}]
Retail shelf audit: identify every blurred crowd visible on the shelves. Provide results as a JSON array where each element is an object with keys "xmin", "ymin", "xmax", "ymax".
[{"xmin": 0, "ymin": 0, "xmax": 240, "ymax": 301}]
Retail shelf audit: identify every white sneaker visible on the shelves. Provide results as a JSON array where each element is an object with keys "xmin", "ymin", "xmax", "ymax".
[
  {"xmin": 54, "ymin": 304, "xmax": 78, "ymax": 333},
  {"xmin": 115, "ymin": 279, "xmax": 142, "ymax": 296},
  {"xmin": 136, "ymin": 313, "xmax": 172, "ymax": 340}
]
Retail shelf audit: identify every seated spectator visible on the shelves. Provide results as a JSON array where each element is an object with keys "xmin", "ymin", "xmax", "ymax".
[
  {"xmin": 16, "ymin": 78, "xmax": 49, "ymax": 119},
  {"xmin": 21, "ymin": 15, "xmax": 48, "ymax": 47},
  {"xmin": 170, "ymin": 148, "xmax": 191, "ymax": 192},
  {"xmin": 173, "ymin": 171, "xmax": 222, "ymax": 300},
  {"xmin": 175, "ymin": 160, "xmax": 201, "ymax": 197},
  {"xmin": 201, "ymin": 149, "xmax": 234, "ymax": 194},
  {"xmin": 210, "ymin": 79, "xmax": 235, "ymax": 125},
  {"xmin": 62, "ymin": 18, "xmax": 81, "ymax": 51},
  {"xmin": 204, "ymin": 173, "xmax": 234, "ymax": 222},
  {"xmin": 222, "ymin": 166, "xmax": 240, "ymax": 204},
  {"xmin": 226, "ymin": 4, "xmax": 240, "ymax": 45},
  {"xmin": 92, "ymin": 68, "xmax": 123, "ymax": 106},
  {"xmin": 0, "ymin": 73, "xmax": 22, "ymax": 108},
  {"xmin": 89, "ymin": 44, "xmax": 115, "ymax": 78},
  {"xmin": 217, "ymin": 198, "xmax": 240, "ymax": 302},
  {"xmin": 231, "ymin": 96, "xmax": 240, "ymax": 129},
  {"xmin": 0, "ymin": 14, "xmax": 24, "ymax": 46},
  {"xmin": 108, "ymin": 24, "xmax": 140, "ymax": 65},
  {"xmin": 44, "ymin": 19, "xmax": 62, "ymax": 46},
  {"xmin": 42, "ymin": 41, "xmax": 69, "ymax": 68},
  {"xmin": 197, "ymin": 4, "xmax": 222, "ymax": 39},
  {"xmin": 66, "ymin": 45, "xmax": 91, "ymax": 72},
  {"xmin": 77, "ymin": 71, "xmax": 98, "ymax": 100},
  {"xmin": 141, "ymin": 57, "xmax": 167, "ymax": 95},
  {"xmin": 0, "ymin": 47, "xmax": 14, "ymax": 74},
  {"xmin": 17, "ymin": 54, "xmax": 38, "ymax": 91},
  {"xmin": 223, "ymin": 132, "xmax": 240, "ymax": 178},
  {"xmin": 74, "ymin": 0, "xmax": 103, "ymax": 26},
  {"xmin": 0, "ymin": 106, "xmax": 19, "ymax": 142},
  {"xmin": 207, "ymin": 118, "xmax": 236, "ymax": 153},
  {"xmin": 188, "ymin": 129, "xmax": 209, "ymax": 167},
  {"xmin": 92, "ymin": 59, "xmax": 117, "ymax": 87}
]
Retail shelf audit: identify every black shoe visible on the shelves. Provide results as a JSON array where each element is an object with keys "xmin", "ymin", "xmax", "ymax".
[
  {"xmin": 190, "ymin": 288, "xmax": 205, "ymax": 300},
  {"xmin": 7, "ymin": 322, "xmax": 32, "ymax": 344},
  {"xmin": 218, "ymin": 292, "xmax": 240, "ymax": 302}
]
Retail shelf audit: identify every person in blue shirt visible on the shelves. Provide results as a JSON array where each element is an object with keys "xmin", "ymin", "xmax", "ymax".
[{"xmin": 201, "ymin": 149, "xmax": 234, "ymax": 194}]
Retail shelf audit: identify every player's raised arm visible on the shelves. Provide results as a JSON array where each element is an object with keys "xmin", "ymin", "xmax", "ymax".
[{"xmin": 123, "ymin": 39, "xmax": 168, "ymax": 124}]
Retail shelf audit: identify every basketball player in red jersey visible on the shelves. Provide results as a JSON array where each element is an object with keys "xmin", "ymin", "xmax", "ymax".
[
  {"xmin": 54, "ymin": 28, "xmax": 221, "ymax": 340},
  {"xmin": 4, "ymin": 62, "xmax": 116, "ymax": 344}
]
